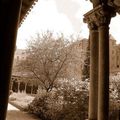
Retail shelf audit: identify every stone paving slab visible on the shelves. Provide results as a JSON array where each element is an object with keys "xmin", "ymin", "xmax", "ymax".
[
  {"xmin": 7, "ymin": 104, "xmax": 19, "ymax": 111},
  {"xmin": 6, "ymin": 104, "xmax": 39, "ymax": 120}
]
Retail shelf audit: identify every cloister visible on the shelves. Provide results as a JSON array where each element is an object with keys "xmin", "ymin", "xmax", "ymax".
[
  {"xmin": 0, "ymin": 0, "xmax": 120, "ymax": 120},
  {"xmin": 10, "ymin": 75, "xmax": 38, "ymax": 94}
]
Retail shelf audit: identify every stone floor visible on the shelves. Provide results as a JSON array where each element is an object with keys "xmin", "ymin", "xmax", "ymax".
[{"xmin": 6, "ymin": 104, "xmax": 39, "ymax": 120}]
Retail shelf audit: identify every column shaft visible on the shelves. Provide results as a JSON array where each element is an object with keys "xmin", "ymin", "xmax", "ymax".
[
  {"xmin": 98, "ymin": 26, "xmax": 109, "ymax": 120},
  {"xmin": 10, "ymin": 81, "xmax": 13, "ymax": 90},
  {"xmin": 0, "ymin": 0, "xmax": 22, "ymax": 119},
  {"xmin": 18, "ymin": 82, "xmax": 20, "ymax": 93},
  {"xmin": 89, "ymin": 29, "xmax": 99, "ymax": 120}
]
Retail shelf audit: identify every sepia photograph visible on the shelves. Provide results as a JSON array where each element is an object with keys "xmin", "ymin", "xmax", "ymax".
[{"xmin": 0, "ymin": 0, "xmax": 120, "ymax": 120}]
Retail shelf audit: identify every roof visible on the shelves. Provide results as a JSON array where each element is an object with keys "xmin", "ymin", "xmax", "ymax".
[{"xmin": 20, "ymin": 0, "xmax": 38, "ymax": 25}]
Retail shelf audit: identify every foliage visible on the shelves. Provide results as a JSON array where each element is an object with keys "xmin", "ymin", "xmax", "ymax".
[
  {"xmin": 27, "ymin": 92, "xmax": 62, "ymax": 120},
  {"xmin": 17, "ymin": 31, "xmax": 89, "ymax": 119},
  {"xmin": 109, "ymin": 99, "xmax": 120, "ymax": 120},
  {"xmin": 56, "ymin": 79, "xmax": 89, "ymax": 120},
  {"xmin": 82, "ymin": 38, "xmax": 90, "ymax": 81},
  {"xmin": 18, "ymin": 31, "xmax": 84, "ymax": 92},
  {"xmin": 110, "ymin": 74, "xmax": 120, "ymax": 100},
  {"xmin": 27, "ymin": 79, "xmax": 89, "ymax": 120},
  {"xmin": 109, "ymin": 74, "xmax": 120, "ymax": 119}
]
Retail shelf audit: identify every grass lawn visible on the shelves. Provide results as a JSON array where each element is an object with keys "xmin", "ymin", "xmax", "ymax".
[
  {"xmin": 9, "ymin": 92, "xmax": 35, "ymax": 110},
  {"xmin": 7, "ymin": 93, "xmax": 39, "ymax": 120}
]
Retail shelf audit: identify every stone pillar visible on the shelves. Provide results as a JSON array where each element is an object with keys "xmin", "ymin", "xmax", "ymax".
[
  {"xmin": 18, "ymin": 81, "xmax": 20, "ymax": 93},
  {"xmin": 95, "ymin": 5, "xmax": 115, "ymax": 120},
  {"xmin": 0, "ymin": 0, "xmax": 22, "ymax": 119},
  {"xmin": 84, "ymin": 5, "xmax": 116, "ymax": 120},
  {"xmin": 24, "ymin": 83, "xmax": 27, "ymax": 93},
  {"xmin": 98, "ymin": 15, "xmax": 111, "ymax": 120},
  {"xmin": 31, "ymin": 85, "xmax": 33, "ymax": 94},
  {"xmin": 89, "ymin": 24, "xmax": 99, "ymax": 120},
  {"xmin": 84, "ymin": 17, "xmax": 99, "ymax": 120},
  {"xmin": 10, "ymin": 81, "xmax": 14, "ymax": 91}
]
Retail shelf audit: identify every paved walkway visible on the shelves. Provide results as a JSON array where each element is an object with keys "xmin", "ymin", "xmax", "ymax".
[{"xmin": 6, "ymin": 104, "xmax": 39, "ymax": 120}]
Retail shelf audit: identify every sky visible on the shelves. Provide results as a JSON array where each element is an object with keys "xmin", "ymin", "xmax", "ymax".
[{"xmin": 17, "ymin": 0, "xmax": 120, "ymax": 49}]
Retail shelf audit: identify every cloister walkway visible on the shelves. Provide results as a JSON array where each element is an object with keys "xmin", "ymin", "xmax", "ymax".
[{"xmin": 6, "ymin": 104, "xmax": 39, "ymax": 120}]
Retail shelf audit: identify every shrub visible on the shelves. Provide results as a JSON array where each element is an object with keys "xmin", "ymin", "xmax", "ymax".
[
  {"xmin": 27, "ymin": 92, "xmax": 62, "ymax": 120},
  {"xmin": 109, "ymin": 99, "xmax": 120, "ymax": 120},
  {"xmin": 56, "ymin": 81, "xmax": 88, "ymax": 120},
  {"xmin": 27, "ymin": 79, "xmax": 89, "ymax": 120}
]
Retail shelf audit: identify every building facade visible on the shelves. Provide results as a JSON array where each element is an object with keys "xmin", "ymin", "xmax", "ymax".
[
  {"xmin": 78, "ymin": 36, "xmax": 120, "ymax": 74},
  {"xmin": 109, "ymin": 35, "xmax": 120, "ymax": 73},
  {"xmin": 13, "ymin": 37, "xmax": 120, "ymax": 78}
]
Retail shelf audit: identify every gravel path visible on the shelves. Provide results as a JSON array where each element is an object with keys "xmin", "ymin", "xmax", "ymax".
[{"xmin": 6, "ymin": 104, "xmax": 39, "ymax": 120}]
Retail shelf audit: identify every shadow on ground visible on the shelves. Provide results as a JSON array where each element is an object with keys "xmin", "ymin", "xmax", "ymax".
[{"xmin": 7, "ymin": 110, "xmax": 39, "ymax": 120}]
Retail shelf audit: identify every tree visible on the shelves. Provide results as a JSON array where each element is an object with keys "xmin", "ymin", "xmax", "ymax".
[
  {"xmin": 82, "ymin": 38, "xmax": 90, "ymax": 81},
  {"xmin": 19, "ymin": 32, "xmax": 74, "ymax": 92},
  {"xmin": 110, "ymin": 73, "xmax": 120, "ymax": 100},
  {"xmin": 109, "ymin": 73, "xmax": 120, "ymax": 119},
  {"xmin": 19, "ymin": 32, "xmax": 90, "ymax": 119}
]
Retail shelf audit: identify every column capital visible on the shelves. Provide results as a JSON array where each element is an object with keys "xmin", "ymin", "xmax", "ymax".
[
  {"xmin": 83, "ymin": 5, "xmax": 116, "ymax": 27},
  {"xmin": 84, "ymin": 18, "xmax": 98, "ymax": 30}
]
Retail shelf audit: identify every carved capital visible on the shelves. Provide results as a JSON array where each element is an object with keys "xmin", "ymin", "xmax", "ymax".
[
  {"xmin": 88, "ymin": 22, "xmax": 98, "ymax": 30},
  {"xmin": 84, "ymin": 5, "xmax": 116, "ymax": 27},
  {"xmin": 95, "ymin": 10, "xmax": 111, "ymax": 27},
  {"xmin": 83, "ymin": 16, "xmax": 97, "ymax": 30},
  {"xmin": 83, "ymin": 12, "xmax": 97, "ymax": 30}
]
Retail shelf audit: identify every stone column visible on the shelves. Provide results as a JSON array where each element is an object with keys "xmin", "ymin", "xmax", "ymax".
[
  {"xmin": 84, "ymin": 14, "xmax": 99, "ymax": 120},
  {"xmin": 24, "ymin": 83, "xmax": 27, "ymax": 93},
  {"xmin": 89, "ymin": 24, "xmax": 99, "ymax": 120},
  {"xmin": 96, "ymin": 5, "xmax": 115, "ymax": 120},
  {"xmin": 10, "ymin": 81, "xmax": 14, "ymax": 91},
  {"xmin": 0, "ymin": 0, "xmax": 22, "ymax": 119},
  {"xmin": 18, "ymin": 81, "xmax": 20, "ymax": 93},
  {"xmin": 98, "ymin": 14, "xmax": 111, "ymax": 120},
  {"xmin": 31, "ymin": 85, "xmax": 33, "ymax": 94},
  {"xmin": 84, "ymin": 5, "xmax": 116, "ymax": 120}
]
